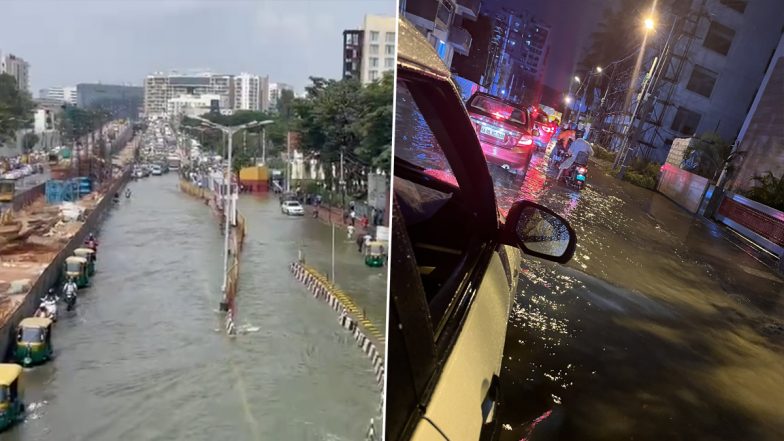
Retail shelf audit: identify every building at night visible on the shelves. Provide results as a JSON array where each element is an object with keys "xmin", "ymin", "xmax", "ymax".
[
  {"xmin": 605, "ymin": 0, "xmax": 784, "ymax": 163},
  {"xmin": 451, "ymin": 14, "xmax": 494, "ymax": 86},
  {"xmin": 730, "ymin": 31, "xmax": 784, "ymax": 192},
  {"xmin": 400, "ymin": 0, "xmax": 481, "ymax": 69}
]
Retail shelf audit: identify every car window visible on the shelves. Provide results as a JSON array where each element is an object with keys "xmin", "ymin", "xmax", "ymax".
[
  {"xmin": 468, "ymin": 95, "xmax": 527, "ymax": 126},
  {"xmin": 394, "ymin": 78, "xmax": 459, "ymax": 188}
]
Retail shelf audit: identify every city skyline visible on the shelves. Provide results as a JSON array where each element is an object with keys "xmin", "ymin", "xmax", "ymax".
[{"xmin": 0, "ymin": 0, "xmax": 395, "ymax": 94}]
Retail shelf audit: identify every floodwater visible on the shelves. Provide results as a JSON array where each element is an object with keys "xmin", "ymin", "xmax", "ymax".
[
  {"xmin": 8, "ymin": 174, "xmax": 379, "ymax": 441},
  {"xmin": 395, "ymin": 92, "xmax": 784, "ymax": 440}
]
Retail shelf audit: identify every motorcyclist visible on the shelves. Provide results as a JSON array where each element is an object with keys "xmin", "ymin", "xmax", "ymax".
[
  {"xmin": 125, "ymin": 188, "xmax": 132, "ymax": 198},
  {"xmin": 557, "ymin": 136, "xmax": 594, "ymax": 182},
  {"xmin": 64, "ymin": 278, "xmax": 78, "ymax": 296}
]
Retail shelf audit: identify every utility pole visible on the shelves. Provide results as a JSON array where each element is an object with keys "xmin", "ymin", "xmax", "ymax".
[
  {"xmin": 261, "ymin": 127, "xmax": 266, "ymax": 164},
  {"xmin": 340, "ymin": 149, "xmax": 345, "ymax": 209},
  {"xmin": 286, "ymin": 132, "xmax": 291, "ymax": 192}
]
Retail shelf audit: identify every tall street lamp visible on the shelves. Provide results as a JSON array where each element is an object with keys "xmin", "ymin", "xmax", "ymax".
[{"xmin": 191, "ymin": 115, "xmax": 265, "ymax": 310}]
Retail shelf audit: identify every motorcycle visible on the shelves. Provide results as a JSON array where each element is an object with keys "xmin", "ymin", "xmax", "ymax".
[
  {"xmin": 35, "ymin": 298, "xmax": 58, "ymax": 321},
  {"xmin": 63, "ymin": 282, "xmax": 78, "ymax": 311},
  {"xmin": 125, "ymin": 188, "xmax": 132, "ymax": 199},
  {"xmin": 562, "ymin": 164, "xmax": 588, "ymax": 190}
]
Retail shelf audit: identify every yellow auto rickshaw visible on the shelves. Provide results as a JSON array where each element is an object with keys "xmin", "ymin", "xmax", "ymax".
[
  {"xmin": 73, "ymin": 248, "xmax": 96, "ymax": 276},
  {"xmin": 0, "ymin": 180, "xmax": 14, "ymax": 203},
  {"xmin": 364, "ymin": 241, "xmax": 386, "ymax": 267},
  {"xmin": 15, "ymin": 317, "xmax": 53, "ymax": 367},
  {"xmin": 0, "ymin": 364, "xmax": 24, "ymax": 431},
  {"xmin": 64, "ymin": 255, "xmax": 89, "ymax": 288}
]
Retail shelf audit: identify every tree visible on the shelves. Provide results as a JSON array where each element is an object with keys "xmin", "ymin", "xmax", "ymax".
[
  {"xmin": 354, "ymin": 71, "xmax": 393, "ymax": 172},
  {"xmin": 0, "ymin": 73, "xmax": 34, "ymax": 144},
  {"xmin": 746, "ymin": 172, "xmax": 784, "ymax": 211},
  {"xmin": 21, "ymin": 132, "xmax": 39, "ymax": 153},
  {"xmin": 277, "ymin": 89, "xmax": 295, "ymax": 121},
  {"xmin": 683, "ymin": 132, "xmax": 735, "ymax": 180}
]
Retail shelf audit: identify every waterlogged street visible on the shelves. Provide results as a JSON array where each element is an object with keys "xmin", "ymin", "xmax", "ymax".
[
  {"xmin": 395, "ymin": 94, "xmax": 784, "ymax": 440},
  {"xmin": 8, "ymin": 175, "xmax": 379, "ymax": 441}
]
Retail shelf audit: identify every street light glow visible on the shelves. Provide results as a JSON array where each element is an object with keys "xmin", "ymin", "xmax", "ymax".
[
  {"xmin": 574, "ymin": 76, "xmax": 581, "ymax": 83},
  {"xmin": 564, "ymin": 96, "xmax": 572, "ymax": 104},
  {"xmin": 596, "ymin": 66, "xmax": 603, "ymax": 73},
  {"xmin": 644, "ymin": 17, "xmax": 655, "ymax": 30}
]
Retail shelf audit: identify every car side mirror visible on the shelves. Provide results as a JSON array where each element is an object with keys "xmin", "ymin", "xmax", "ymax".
[
  {"xmin": 501, "ymin": 200, "xmax": 576, "ymax": 263},
  {"xmin": 532, "ymin": 129, "xmax": 540, "ymax": 137}
]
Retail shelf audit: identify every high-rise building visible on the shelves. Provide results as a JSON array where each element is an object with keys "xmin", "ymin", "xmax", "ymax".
[
  {"xmin": 342, "ymin": 15, "xmax": 396, "ymax": 84},
  {"xmin": 143, "ymin": 73, "xmax": 233, "ymax": 116},
  {"xmin": 233, "ymin": 73, "xmax": 270, "ymax": 111},
  {"xmin": 400, "ymin": 0, "xmax": 480, "ymax": 69},
  {"xmin": 39, "ymin": 86, "xmax": 78, "ymax": 105},
  {"xmin": 77, "ymin": 83, "xmax": 144, "ymax": 120},
  {"xmin": 0, "ymin": 51, "xmax": 30, "ymax": 92},
  {"xmin": 268, "ymin": 82, "xmax": 293, "ymax": 112}
]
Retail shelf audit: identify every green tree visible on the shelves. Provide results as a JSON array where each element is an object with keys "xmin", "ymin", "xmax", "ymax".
[
  {"xmin": 354, "ymin": 71, "xmax": 393, "ymax": 172},
  {"xmin": 683, "ymin": 132, "xmax": 735, "ymax": 180},
  {"xmin": 21, "ymin": 132, "xmax": 39, "ymax": 153},
  {"xmin": 746, "ymin": 172, "xmax": 784, "ymax": 211},
  {"xmin": 0, "ymin": 73, "xmax": 34, "ymax": 144}
]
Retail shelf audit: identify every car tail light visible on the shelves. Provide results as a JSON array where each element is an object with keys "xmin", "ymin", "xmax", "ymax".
[{"xmin": 518, "ymin": 135, "xmax": 533, "ymax": 146}]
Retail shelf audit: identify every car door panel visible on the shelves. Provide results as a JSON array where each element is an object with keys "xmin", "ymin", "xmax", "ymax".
[
  {"xmin": 411, "ymin": 418, "xmax": 450, "ymax": 441},
  {"xmin": 420, "ymin": 251, "xmax": 514, "ymax": 439}
]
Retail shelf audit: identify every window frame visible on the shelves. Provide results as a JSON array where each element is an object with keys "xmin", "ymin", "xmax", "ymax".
[
  {"xmin": 686, "ymin": 64, "xmax": 719, "ymax": 98},
  {"xmin": 670, "ymin": 106, "xmax": 702, "ymax": 135},
  {"xmin": 703, "ymin": 21, "xmax": 735, "ymax": 56}
]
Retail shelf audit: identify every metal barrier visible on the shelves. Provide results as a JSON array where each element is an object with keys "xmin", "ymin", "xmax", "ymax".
[{"xmin": 715, "ymin": 192, "xmax": 784, "ymax": 257}]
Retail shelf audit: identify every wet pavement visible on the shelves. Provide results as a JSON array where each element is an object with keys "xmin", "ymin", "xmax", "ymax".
[
  {"xmin": 494, "ymin": 152, "xmax": 784, "ymax": 441},
  {"xmin": 8, "ymin": 174, "xmax": 379, "ymax": 441},
  {"xmin": 395, "ymin": 93, "xmax": 784, "ymax": 440}
]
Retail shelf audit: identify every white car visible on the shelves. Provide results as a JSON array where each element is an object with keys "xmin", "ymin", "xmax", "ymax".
[
  {"xmin": 150, "ymin": 165, "xmax": 162, "ymax": 176},
  {"xmin": 281, "ymin": 201, "xmax": 304, "ymax": 216},
  {"xmin": 386, "ymin": 19, "xmax": 577, "ymax": 441}
]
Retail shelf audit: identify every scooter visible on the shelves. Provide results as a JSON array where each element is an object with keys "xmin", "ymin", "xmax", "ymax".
[
  {"xmin": 562, "ymin": 164, "xmax": 588, "ymax": 190},
  {"xmin": 63, "ymin": 282, "xmax": 78, "ymax": 311},
  {"xmin": 35, "ymin": 298, "xmax": 58, "ymax": 321}
]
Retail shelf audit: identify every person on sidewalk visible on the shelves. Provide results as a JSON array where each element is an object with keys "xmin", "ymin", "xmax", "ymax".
[
  {"xmin": 347, "ymin": 225, "xmax": 355, "ymax": 239},
  {"xmin": 350, "ymin": 209, "xmax": 356, "ymax": 226}
]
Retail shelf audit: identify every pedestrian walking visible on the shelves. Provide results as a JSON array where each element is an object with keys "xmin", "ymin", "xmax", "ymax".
[{"xmin": 350, "ymin": 209, "xmax": 356, "ymax": 226}]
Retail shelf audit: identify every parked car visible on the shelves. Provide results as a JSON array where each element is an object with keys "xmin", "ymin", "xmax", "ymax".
[
  {"xmin": 387, "ymin": 18, "xmax": 577, "ymax": 441},
  {"xmin": 465, "ymin": 91, "xmax": 539, "ymax": 178},
  {"xmin": 281, "ymin": 200, "xmax": 304, "ymax": 216}
]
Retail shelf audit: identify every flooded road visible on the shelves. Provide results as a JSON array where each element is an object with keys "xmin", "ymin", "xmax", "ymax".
[
  {"xmin": 395, "ymin": 93, "xmax": 784, "ymax": 440},
  {"xmin": 9, "ymin": 174, "xmax": 378, "ymax": 441}
]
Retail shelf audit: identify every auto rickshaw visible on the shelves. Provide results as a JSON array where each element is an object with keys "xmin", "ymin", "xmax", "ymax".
[
  {"xmin": 0, "ymin": 364, "xmax": 24, "ymax": 431},
  {"xmin": 0, "ymin": 180, "xmax": 15, "ymax": 203},
  {"xmin": 364, "ymin": 241, "xmax": 386, "ymax": 267},
  {"xmin": 15, "ymin": 317, "xmax": 54, "ymax": 367},
  {"xmin": 64, "ymin": 255, "xmax": 90, "ymax": 288},
  {"xmin": 72, "ymin": 248, "xmax": 96, "ymax": 276}
]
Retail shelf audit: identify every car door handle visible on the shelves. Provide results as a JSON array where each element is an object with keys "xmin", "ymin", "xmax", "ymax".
[{"xmin": 479, "ymin": 375, "xmax": 501, "ymax": 441}]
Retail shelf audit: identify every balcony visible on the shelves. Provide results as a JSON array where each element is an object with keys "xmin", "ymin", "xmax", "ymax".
[
  {"xmin": 448, "ymin": 25, "xmax": 472, "ymax": 56},
  {"xmin": 454, "ymin": 0, "xmax": 480, "ymax": 20}
]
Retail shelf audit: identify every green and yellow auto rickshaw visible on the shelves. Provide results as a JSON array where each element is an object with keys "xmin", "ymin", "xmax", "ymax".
[
  {"xmin": 73, "ymin": 248, "xmax": 96, "ymax": 276},
  {"xmin": 15, "ymin": 317, "xmax": 54, "ymax": 367},
  {"xmin": 0, "ymin": 364, "xmax": 24, "ymax": 431},
  {"xmin": 364, "ymin": 241, "xmax": 386, "ymax": 267},
  {"xmin": 64, "ymin": 255, "xmax": 89, "ymax": 288}
]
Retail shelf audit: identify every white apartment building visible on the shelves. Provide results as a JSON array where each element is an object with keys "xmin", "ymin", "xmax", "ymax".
[
  {"xmin": 360, "ymin": 15, "xmax": 397, "ymax": 84},
  {"xmin": 233, "ymin": 73, "xmax": 260, "ymax": 111},
  {"xmin": 167, "ymin": 93, "xmax": 222, "ymax": 118},
  {"xmin": 268, "ymin": 82, "xmax": 293, "ymax": 112},
  {"xmin": 39, "ymin": 86, "xmax": 78, "ymax": 105},
  {"xmin": 0, "ymin": 51, "xmax": 30, "ymax": 92},
  {"xmin": 144, "ymin": 73, "xmax": 233, "ymax": 115}
]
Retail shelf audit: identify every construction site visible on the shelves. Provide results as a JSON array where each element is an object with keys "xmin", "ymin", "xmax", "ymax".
[{"xmin": 0, "ymin": 125, "xmax": 138, "ymax": 355}]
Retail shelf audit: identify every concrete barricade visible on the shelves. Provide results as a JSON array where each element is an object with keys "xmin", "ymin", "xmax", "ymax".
[{"xmin": 657, "ymin": 163, "xmax": 710, "ymax": 214}]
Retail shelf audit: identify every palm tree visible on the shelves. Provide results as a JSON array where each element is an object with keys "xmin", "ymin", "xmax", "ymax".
[{"xmin": 746, "ymin": 172, "xmax": 784, "ymax": 211}]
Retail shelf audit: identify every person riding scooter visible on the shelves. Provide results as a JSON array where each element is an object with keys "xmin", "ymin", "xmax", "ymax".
[
  {"xmin": 125, "ymin": 188, "xmax": 132, "ymax": 198},
  {"xmin": 63, "ymin": 277, "xmax": 78, "ymax": 311},
  {"xmin": 557, "ymin": 136, "xmax": 594, "ymax": 182}
]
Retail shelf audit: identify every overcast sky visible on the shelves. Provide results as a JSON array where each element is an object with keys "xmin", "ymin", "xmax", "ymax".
[{"xmin": 0, "ymin": 0, "xmax": 395, "ymax": 95}]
